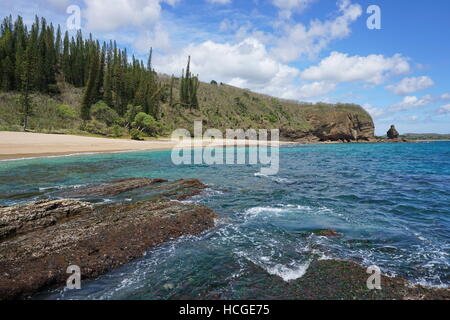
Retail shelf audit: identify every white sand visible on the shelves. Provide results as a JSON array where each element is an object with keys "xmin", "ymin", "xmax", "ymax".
[{"xmin": 0, "ymin": 131, "xmax": 286, "ymax": 160}]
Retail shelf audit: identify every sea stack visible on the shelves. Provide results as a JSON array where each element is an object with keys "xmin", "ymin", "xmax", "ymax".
[{"xmin": 387, "ymin": 125, "xmax": 400, "ymax": 140}]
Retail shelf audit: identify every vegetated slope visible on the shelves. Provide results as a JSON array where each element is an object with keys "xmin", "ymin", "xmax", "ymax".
[
  {"xmin": 160, "ymin": 77, "xmax": 375, "ymax": 142},
  {"xmin": 0, "ymin": 78, "xmax": 375, "ymax": 142}
]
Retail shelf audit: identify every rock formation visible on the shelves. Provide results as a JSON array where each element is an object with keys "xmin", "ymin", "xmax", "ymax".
[
  {"xmin": 61, "ymin": 178, "xmax": 167, "ymax": 197},
  {"xmin": 0, "ymin": 199, "xmax": 93, "ymax": 241},
  {"xmin": 281, "ymin": 106, "xmax": 375, "ymax": 142},
  {"xmin": 209, "ymin": 259, "xmax": 450, "ymax": 300},
  {"xmin": 0, "ymin": 178, "xmax": 217, "ymax": 300},
  {"xmin": 387, "ymin": 125, "xmax": 400, "ymax": 139}
]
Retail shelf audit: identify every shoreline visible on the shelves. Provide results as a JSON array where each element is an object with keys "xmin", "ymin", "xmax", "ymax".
[
  {"xmin": 1, "ymin": 131, "xmax": 448, "ymax": 162},
  {"xmin": 0, "ymin": 131, "xmax": 294, "ymax": 161}
]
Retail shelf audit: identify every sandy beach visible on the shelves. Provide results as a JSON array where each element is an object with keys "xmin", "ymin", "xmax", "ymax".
[{"xmin": 0, "ymin": 131, "xmax": 285, "ymax": 161}]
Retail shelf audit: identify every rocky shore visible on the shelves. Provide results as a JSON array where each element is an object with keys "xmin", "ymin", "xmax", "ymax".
[
  {"xmin": 0, "ymin": 178, "xmax": 448, "ymax": 300},
  {"xmin": 206, "ymin": 259, "xmax": 449, "ymax": 300},
  {"xmin": 0, "ymin": 178, "xmax": 218, "ymax": 300}
]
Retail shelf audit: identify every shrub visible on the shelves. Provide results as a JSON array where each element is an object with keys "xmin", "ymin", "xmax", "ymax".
[
  {"xmin": 55, "ymin": 104, "xmax": 77, "ymax": 120},
  {"xmin": 130, "ymin": 128, "xmax": 144, "ymax": 141},
  {"xmin": 124, "ymin": 105, "xmax": 143, "ymax": 127},
  {"xmin": 132, "ymin": 112, "xmax": 159, "ymax": 136},
  {"xmin": 90, "ymin": 101, "xmax": 120, "ymax": 126},
  {"xmin": 80, "ymin": 120, "xmax": 108, "ymax": 135},
  {"xmin": 210, "ymin": 80, "xmax": 218, "ymax": 86},
  {"xmin": 108, "ymin": 125, "xmax": 125, "ymax": 138}
]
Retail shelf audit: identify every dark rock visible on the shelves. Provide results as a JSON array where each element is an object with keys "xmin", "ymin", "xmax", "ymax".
[
  {"xmin": 213, "ymin": 259, "xmax": 450, "ymax": 300},
  {"xmin": 61, "ymin": 178, "xmax": 167, "ymax": 197},
  {"xmin": 153, "ymin": 178, "xmax": 209, "ymax": 201},
  {"xmin": 0, "ymin": 179, "xmax": 217, "ymax": 300},
  {"xmin": 387, "ymin": 125, "xmax": 400, "ymax": 139},
  {"xmin": 0, "ymin": 200, "xmax": 93, "ymax": 241},
  {"xmin": 59, "ymin": 178, "xmax": 208, "ymax": 202}
]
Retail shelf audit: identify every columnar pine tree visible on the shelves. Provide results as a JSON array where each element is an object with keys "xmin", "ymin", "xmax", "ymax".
[
  {"xmin": 179, "ymin": 56, "xmax": 199, "ymax": 109},
  {"xmin": 0, "ymin": 15, "xmax": 200, "ymax": 131}
]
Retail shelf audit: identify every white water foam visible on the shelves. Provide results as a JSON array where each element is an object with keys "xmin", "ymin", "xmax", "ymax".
[
  {"xmin": 242, "ymin": 204, "xmax": 336, "ymax": 221},
  {"xmin": 265, "ymin": 261, "xmax": 312, "ymax": 281},
  {"xmin": 254, "ymin": 172, "xmax": 292, "ymax": 184},
  {"xmin": 234, "ymin": 250, "xmax": 312, "ymax": 282}
]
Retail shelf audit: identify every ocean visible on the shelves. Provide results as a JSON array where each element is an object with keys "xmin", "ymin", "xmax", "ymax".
[{"xmin": 1, "ymin": 142, "xmax": 449, "ymax": 299}]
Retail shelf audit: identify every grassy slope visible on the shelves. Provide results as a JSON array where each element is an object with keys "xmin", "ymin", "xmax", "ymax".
[
  {"xmin": 161, "ymin": 78, "xmax": 373, "ymax": 136},
  {"xmin": 0, "ymin": 78, "xmax": 374, "ymax": 140}
]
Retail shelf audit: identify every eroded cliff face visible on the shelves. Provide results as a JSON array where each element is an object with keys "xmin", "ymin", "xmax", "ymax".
[{"xmin": 281, "ymin": 105, "xmax": 375, "ymax": 142}]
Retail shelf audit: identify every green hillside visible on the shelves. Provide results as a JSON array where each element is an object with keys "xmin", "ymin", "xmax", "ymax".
[{"xmin": 0, "ymin": 78, "xmax": 375, "ymax": 142}]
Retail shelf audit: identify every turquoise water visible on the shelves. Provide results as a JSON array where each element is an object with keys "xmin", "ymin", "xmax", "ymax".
[{"xmin": 1, "ymin": 142, "xmax": 449, "ymax": 299}]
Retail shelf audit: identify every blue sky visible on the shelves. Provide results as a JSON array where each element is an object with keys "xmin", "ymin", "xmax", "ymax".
[{"xmin": 1, "ymin": 0, "xmax": 449, "ymax": 134}]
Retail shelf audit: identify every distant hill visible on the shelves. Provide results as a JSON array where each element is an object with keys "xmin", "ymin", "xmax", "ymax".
[{"xmin": 402, "ymin": 133, "xmax": 450, "ymax": 140}]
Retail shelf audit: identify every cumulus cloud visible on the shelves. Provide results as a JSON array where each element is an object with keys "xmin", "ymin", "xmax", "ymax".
[
  {"xmin": 155, "ymin": 38, "xmax": 304, "ymax": 98},
  {"xmin": 271, "ymin": 0, "xmax": 362, "ymax": 62},
  {"xmin": 435, "ymin": 104, "xmax": 450, "ymax": 115},
  {"xmin": 295, "ymin": 81, "xmax": 336, "ymax": 99},
  {"xmin": 83, "ymin": 0, "xmax": 177, "ymax": 32},
  {"xmin": 441, "ymin": 93, "xmax": 450, "ymax": 100},
  {"xmin": 386, "ymin": 76, "xmax": 434, "ymax": 95},
  {"xmin": 388, "ymin": 95, "xmax": 433, "ymax": 112},
  {"xmin": 301, "ymin": 51, "xmax": 410, "ymax": 85},
  {"xmin": 272, "ymin": 0, "xmax": 316, "ymax": 19},
  {"xmin": 47, "ymin": 0, "xmax": 70, "ymax": 10},
  {"xmin": 82, "ymin": 0, "xmax": 178, "ymax": 53},
  {"xmin": 363, "ymin": 104, "xmax": 386, "ymax": 118}
]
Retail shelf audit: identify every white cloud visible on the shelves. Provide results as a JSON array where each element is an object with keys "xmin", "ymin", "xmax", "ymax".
[
  {"xmin": 47, "ymin": 0, "xmax": 69, "ymax": 10},
  {"xmin": 406, "ymin": 115, "xmax": 419, "ymax": 121},
  {"xmin": 84, "ymin": 0, "xmax": 177, "ymax": 32},
  {"xmin": 154, "ymin": 38, "xmax": 340, "ymax": 100},
  {"xmin": 301, "ymin": 51, "xmax": 410, "ymax": 85},
  {"xmin": 134, "ymin": 23, "xmax": 171, "ymax": 52},
  {"xmin": 441, "ymin": 93, "xmax": 450, "ymax": 100},
  {"xmin": 295, "ymin": 81, "xmax": 337, "ymax": 99},
  {"xmin": 436, "ymin": 104, "xmax": 450, "ymax": 115},
  {"xmin": 389, "ymin": 95, "xmax": 433, "ymax": 112},
  {"xmin": 271, "ymin": 0, "xmax": 362, "ymax": 62},
  {"xmin": 363, "ymin": 104, "xmax": 386, "ymax": 118},
  {"xmin": 272, "ymin": 0, "xmax": 316, "ymax": 19},
  {"xmin": 386, "ymin": 76, "xmax": 434, "ymax": 95}
]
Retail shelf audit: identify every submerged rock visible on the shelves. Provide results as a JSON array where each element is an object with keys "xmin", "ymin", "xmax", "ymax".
[
  {"xmin": 0, "ymin": 178, "xmax": 217, "ymax": 300},
  {"xmin": 315, "ymin": 229, "xmax": 341, "ymax": 237}
]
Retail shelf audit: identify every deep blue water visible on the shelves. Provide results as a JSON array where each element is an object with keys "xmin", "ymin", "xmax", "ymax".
[{"xmin": 0, "ymin": 142, "xmax": 449, "ymax": 299}]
